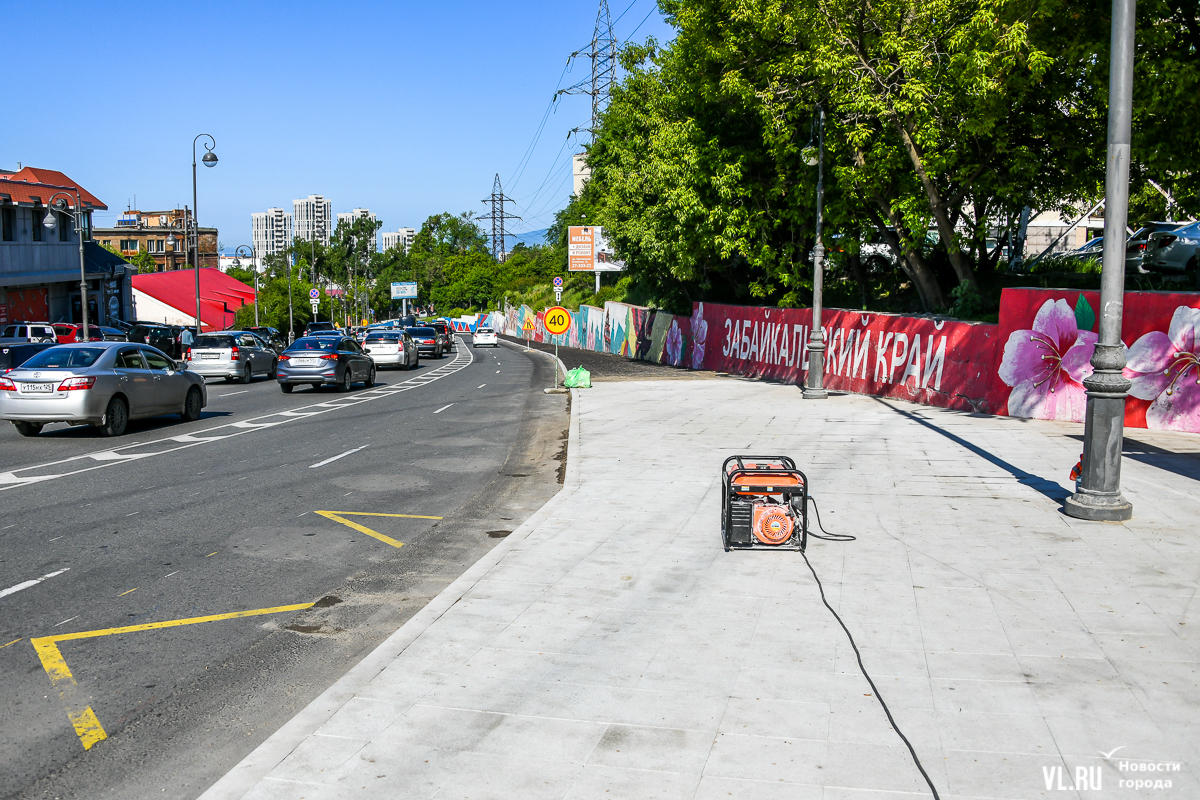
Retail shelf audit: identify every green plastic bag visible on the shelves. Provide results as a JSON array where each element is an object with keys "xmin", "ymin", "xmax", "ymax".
[{"xmin": 563, "ymin": 366, "xmax": 591, "ymax": 388}]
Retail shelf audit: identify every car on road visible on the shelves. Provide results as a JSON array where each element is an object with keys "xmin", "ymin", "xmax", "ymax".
[
  {"xmin": 1, "ymin": 342, "xmax": 55, "ymax": 373},
  {"xmin": 473, "ymin": 327, "xmax": 498, "ymax": 347},
  {"xmin": 1, "ymin": 323, "xmax": 57, "ymax": 343},
  {"xmin": 185, "ymin": 331, "xmax": 278, "ymax": 383},
  {"xmin": 0, "ymin": 342, "xmax": 207, "ymax": 437},
  {"xmin": 1061, "ymin": 236, "xmax": 1104, "ymax": 264},
  {"xmin": 248, "ymin": 326, "xmax": 286, "ymax": 352},
  {"xmin": 1144, "ymin": 221, "xmax": 1200, "ymax": 278},
  {"xmin": 53, "ymin": 324, "xmax": 102, "ymax": 343},
  {"xmin": 405, "ymin": 326, "xmax": 444, "ymax": 358},
  {"xmin": 362, "ymin": 329, "xmax": 418, "ymax": 369},
  {"xmin": 276, "ymin": 335, "xmax": 375, "ymax": 393},
  {"xmin": 429, "ymin": 320, "xmax": 455, "ymax": 351},
  {"xmin": 304, "ymin": 321, "xmax": 338, "ymax": 337},
  {"xmin": 128, "ymin": 322, "xmax": 178, "ymax": 356},
  {"xmin": 1125, "ymin": 222, "xmax": 1183, "ymax": 273}
]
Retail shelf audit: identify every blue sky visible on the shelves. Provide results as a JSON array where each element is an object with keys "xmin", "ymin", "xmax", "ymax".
[{"xmin": 6, "ymin": 0, "xmax": 672, "ymax": 249}]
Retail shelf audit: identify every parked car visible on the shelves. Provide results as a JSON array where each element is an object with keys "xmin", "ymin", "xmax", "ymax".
[
  {"xmin": 304, "ymin": 321, "xmax": 338, "ymax": 337},
  {"xmin": 276, "ymin": 336, "xmax": 375, "ymax": 393},
  {"xmin": 100, "ymin": 326, "xmax": 129, "ymax": 342},
  {"xmin": 0, "ymin": 342, "xmax": 207, "ymax": 437},
  {"xmin": 185, "ymin": 331, "xmax": 278, "ymax": 383},
  {"xmin": 0, "ymin": 342, "xmax": 55, "ymax": 373},
  {"xmin": 405, "ymin": 326, "xmax": 444, "ymax": 358},
  {"xmin": 1062, "ymin": 236, "xmax": 1104, "ymax": 263},
  {"xmin": 362, "ymin": 329, "xmax": 418, "ymax": 369},
  {"xmin": 1, "ymin": 323, "xmax": 57, "ymax": 343},
  {"xmin": 52, "ymin": 323, "xmax": 124, "ymax": 343},
  {"xmin": 473, "ymin": 327, "xmax": 498, "ymax": 347},
  {"xmin": 429, "ymin": 320, "xmax": 455, "ymax": 351},
  {"xmin": 128, "ymin": 323, "xmax": 177, "ymax": 356},
  {"xmin": 1126, "ymin": 222, "xmax": 1183, "ymax": 273},
  {"xmin": 1144, "ymin": 221, "xmax": 1200, "ymax": 277},
  {"xmin": 248, "ymin": 326, "xmax": 285, "ymax": 352}
]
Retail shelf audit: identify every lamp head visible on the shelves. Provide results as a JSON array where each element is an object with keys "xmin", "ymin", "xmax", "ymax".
[
  {"xmin": 43, "ymin": 210, "xmax": 57, "ymax": 229},
  {"xmin": 202, "ymin": 151, "xmax": 218, "ymax": 168},
  {"xmin": 167, "ymin": 233, "xmax": 177, "ymax": 246},
  {"xmin": 802, "ymin": 146, "xmax": 819, "ymax": 167}
]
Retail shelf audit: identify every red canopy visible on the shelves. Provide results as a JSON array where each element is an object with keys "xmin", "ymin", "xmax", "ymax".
[{"xmin": 132, "ymin": 268, "xmax": 255, "ymax": 330}]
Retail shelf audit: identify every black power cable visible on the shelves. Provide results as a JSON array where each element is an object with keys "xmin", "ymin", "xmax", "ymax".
[{"xmin": 800, "ymin": 497, "xmax": 942, "ymax": 800}]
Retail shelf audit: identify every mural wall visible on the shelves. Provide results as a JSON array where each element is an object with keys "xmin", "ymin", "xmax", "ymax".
[{"xmin": 488, "ymin": 288, "xmax": 1200, "ymax": 433}]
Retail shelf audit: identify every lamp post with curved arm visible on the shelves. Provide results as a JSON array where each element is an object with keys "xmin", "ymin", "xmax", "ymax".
[
  {"xmin": 234, "ymin": 245, "xmax": 258, "ymax": 326},
  {"xmin": 42, "ymin": 189, "xmax": 90, "ymax": 337},
  {"xmin": 192, "ymin": 134, "xmax": 218, "ymax": 333},
  {"xmin": 803, "ymin": 107, "xmax": 828, "ymax": 400}
]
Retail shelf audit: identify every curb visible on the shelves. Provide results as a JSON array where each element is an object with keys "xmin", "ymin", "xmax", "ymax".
[{"xmin": 198, "ymin": 350, "xmax": 581, "ymax": 800}]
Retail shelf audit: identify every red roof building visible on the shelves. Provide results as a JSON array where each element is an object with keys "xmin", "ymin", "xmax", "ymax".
[
  {"xmin": 0, "ymin": 167, "xmax": 107, "ymax": 211},
  {"xmin": 132, "ymin": 268, "xmax": 255, "ymax": 330}
]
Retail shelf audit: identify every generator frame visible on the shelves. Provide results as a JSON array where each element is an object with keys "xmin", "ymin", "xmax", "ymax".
[{"xmin": 721, "ymin": 455, "xmax": 808, "ymax": 552}]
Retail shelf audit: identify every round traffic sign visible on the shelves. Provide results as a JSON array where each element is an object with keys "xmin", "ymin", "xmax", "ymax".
[
  {"xmin": 543, "ymin": 306, "xmax": 572, "ymax": 336},
  {"xmin": 553, "ymin": 277, "xmax": 563, "ymax": 288},
  {"xmin": 309, "ymin": 288, "xmax": 319, "ymax": 300}
]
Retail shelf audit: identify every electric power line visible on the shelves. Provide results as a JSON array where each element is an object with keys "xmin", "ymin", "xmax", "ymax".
[{"xmin": 478, "ymin": 174, "xmax": 522, "ymax": 261}]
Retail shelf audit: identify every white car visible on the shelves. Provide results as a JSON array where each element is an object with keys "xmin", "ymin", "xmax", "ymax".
[{"xmin": 473, "ymin": 327, "xmax": 498, "ymax": 347}]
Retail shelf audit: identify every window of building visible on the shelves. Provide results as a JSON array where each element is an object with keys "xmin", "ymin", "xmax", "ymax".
[
  {"xmin": 119, "ymin": 239, "xmax": 139, "ymax": 252},
  {"xmin": 57, "ymin": 211, "xmax": 69, "ymax": 242},
  {"xmin": 1, "ymin": 206, "xmax": 14, "ymax": 241},
  {"xmin": 32, "ymin": 202, "xmax": 43, "ymax": 241}
]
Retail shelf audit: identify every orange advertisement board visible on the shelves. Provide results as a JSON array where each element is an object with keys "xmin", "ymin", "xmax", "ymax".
[{"xmin": 568, "ymin": 226, "xmax": 595, "ymax": 272}]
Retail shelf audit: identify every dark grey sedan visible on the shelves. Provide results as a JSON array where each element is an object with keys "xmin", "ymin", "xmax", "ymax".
[{"xmin": 276, "ymin": 336, "xmax": 375, "ymax": 393}]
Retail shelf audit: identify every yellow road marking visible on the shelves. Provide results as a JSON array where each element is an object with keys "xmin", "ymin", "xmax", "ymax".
[
  {"xmin": 117, "ymin": 588, "xmax": 136, "ymax": 597},
  {"xmin": 205, "ymin": 552, "xmax": 217, "ymax": 557},
  {"xmin": 314, "ymin": 510, "xmax": 440, "ymax": 548},
  {"xmin": 31, "ymin": 602, "xmax": 314, "ymax": 751},
  {"xmin": 0, "ymin": 637, "xmax": 22, "ymax": 650}
]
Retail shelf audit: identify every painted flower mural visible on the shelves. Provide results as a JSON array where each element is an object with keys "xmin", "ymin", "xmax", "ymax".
[
  {"xmin": 665, "ymin": 319, "xmax": 684, "ymax": 366},
  {"xmin": 690, "ymin": 304, "xmax": 708, "ymax": 370},
  {"xmin": 1124, "ymin": 305, "xmax": 1200, "ymax": 432},
  {"xmin": 998, "ymin": 298, "xmax": 1097, "ymax": 422}
]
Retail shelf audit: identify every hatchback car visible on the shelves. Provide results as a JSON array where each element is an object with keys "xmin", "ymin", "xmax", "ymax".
[
  {"xmin": 128, "ymin": 323, "xmax": 177, "ymax": 355},
  {"xmin": 1, "ymin": 323, "xmax": 57, "ymax": 343},
  {"xmin": 363, "ymin": 330, "xmax": 418, "ymax": 369},
  {"xmin": 405, "ymin": 327, "xmax": 444, "ymax": 358},
  {"xmin": 1144, "ymin": 221, "xmax": 1200, "ymax": 277},
  {"xmin": 429, "ymin": 320, "xmax": 455, "ymax": 351},
  {"xmin": 1125, "ymin": 222, "xmax": 1182, "ymax": 273},
  {"xmin": 473, "ymin": 327, "xmax": 498, "ymax": 347},
  {"xmin": 185, "ymin": 331, "xmax": 278, "ymax": 383},
  {"xmin": 0, "ymin": 342, "xmax": 207, "ymax": 437},
  {"xmin": 248, "ymin": 326, "xmax": 286, "ymax": 352},
  {"xmin": 304, "ymin": 321, "xmax": 338, "ymax": 337},
  {"xmin": 277, "ymin": 336, "xmax": 375, "ymax": 393}
]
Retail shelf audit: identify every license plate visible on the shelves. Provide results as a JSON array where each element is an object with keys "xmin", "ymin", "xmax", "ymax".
[
  {"xmin": 200, "ymin": 353, "xmax": 219, "ymax": 360},
  {"xmin": 20, "ymin": 383, "xmax": 53, "ymax": 393},
  {"xmin": 292, "ymin": 358, "xmax": 319, "ymax": 366}
]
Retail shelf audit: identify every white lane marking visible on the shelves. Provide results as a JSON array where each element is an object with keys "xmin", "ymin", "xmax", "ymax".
[
  {"xmin": 297, "ymin": 511, "xmax": 308, "ymax": 517},
  {"xmin": 495, "ymin": 370, "xmax": 500, "ymax": 373},
  {"xmin": 309, "ymin": 445, "xmax": 369, "ymax": 469},
  {"xmin": 0, "ymin": 568, "xmax": 71, "ymax": 600},
  {"xmin": 0, "ymin": 347, "xmax": 475, "ymax": 491},
  {"xmin": 433, "ymin": 403, "xmax": 454, "ymax": 414},
  {"xmin": 126, "ymin": 511, "xmax": 139, "ymax": 516},
  {"xmin": 477, "ymin": 384, "xmax": 486, "ymax": 389},
  {"xmin": 218, "ymin": 390, "xmax": 249, "ymax": 398},
  {"xmin": 164, "ymin": 571, "xmax": 178, "ymax": 578},
  {"xmin": 2, "ymin": 524, "xmax": 14, "ymax": 530},
  {"xmin": 48, "ymin": 536, "xmax": 62, "ymax": 542},
  {"xmin": 53, "ymin": 616, "xmax": 78, "ymax": 627}
]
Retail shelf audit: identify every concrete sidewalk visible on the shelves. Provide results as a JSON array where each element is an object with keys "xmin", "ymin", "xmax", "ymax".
[{"xmin": 201, "ymin": 377, "xmax": 1200, "ymax": 800}]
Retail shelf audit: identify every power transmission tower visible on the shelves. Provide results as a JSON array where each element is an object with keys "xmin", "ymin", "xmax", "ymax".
[
  {"xmin": 555, "ymin": 0, "xmax": 618, "ymax": 137},
  {"xmin": 480, "ymin": 173, "xmax": 521, "ymax": 261}
]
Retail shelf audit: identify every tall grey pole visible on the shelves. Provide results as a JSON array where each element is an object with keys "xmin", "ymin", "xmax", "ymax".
[
  {"xmin": 803, "ymin": 108, "xmax": 828, "ymax": 399},
  {"xmin": 75, "ymin": 191, "xmax": 89, "ymax": 336},
  {"xmin": 192, "ymin": 160, "xmax": 201, "ymax": 332},
  {"xmin": 1064, "ymin": 0, "xmax": 1135, "ymax": 521}
]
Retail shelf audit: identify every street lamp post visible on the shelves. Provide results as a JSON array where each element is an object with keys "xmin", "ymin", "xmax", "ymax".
[
  {"xmin": 803, "ymin": 107, "xmax": 828, "ymax": 399},
  {"xmin": 1064, "ymin": 0, "xmax": 1135, "ymax": 521},
  {"xmin": 192, "ymin": 134, "xmax": 218, "ymax": 334},
  {"xmin": 235, "ymin": 245, "xmax": 258, "ymax": 325},
  {"xmin": 43, "ymin": 189, "xmax": 90, "ymax": 336}
]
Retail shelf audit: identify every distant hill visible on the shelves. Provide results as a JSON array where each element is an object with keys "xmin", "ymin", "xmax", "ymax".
[{"xmin": 511, "ymin": 228, "xmax": 549, "ymax": 247}]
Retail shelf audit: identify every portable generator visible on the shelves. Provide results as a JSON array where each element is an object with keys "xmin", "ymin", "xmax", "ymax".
[{"xmin": 721, "ymin": 455, "xmax": 808, "ymax": 551}]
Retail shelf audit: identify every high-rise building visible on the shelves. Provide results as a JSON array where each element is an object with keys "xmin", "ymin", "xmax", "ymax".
[
  {"xmin": 251, "ymin": 207, "xmax": 293, "ymax": 264},
  {"xmin": 381, "ymin": 228, "xmax": 415, "ymax": 254},
  {"xmin": 293, "ymin": 195, "xmax": 332, "ymax": 245},
  {"xmin": 336, "ymin": 208, "xmax": 378, "ymax": 252}
]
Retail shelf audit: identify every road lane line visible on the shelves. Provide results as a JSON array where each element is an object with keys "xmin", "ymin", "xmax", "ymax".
[
  {"xmin": 433, "ymin": 403, "xmax": 453, "ymax": 414},
  {"xmin": 1, "ymin": 638, "xmax": 23, "ymax": 650},
  {"xmin": 205, "ymin": 552, "xmax": 218, "ymax": 557},
  {"xmin": 117, "ymin": 588, "xmax": 137, "ymax": 597},
  {"xmin": 53, "ymin": 617, "xmax": 78, "ymax": 627},
  {"xmin": 325, "ymin": 511, "xmax": 443, "ymax": 519},
  {"xmin": 164, "ymin": 571, "xmax": 178, "ymax": 578},
  {"xmin": 314, "ymin": 510, "xmax": 415, "ymax": 548},
  {"xmin": 477, "ymin": 384, "xmax": 486, "ymax": 388},
  {"xmin": 31, "ymin": 601, "xmax": 315, "ymax": 750},
  {"xmin": 309, "ymin": 445, "xmax": 369, "ymax": 469},
  {"xmin": 1, "ymin": 568, "xmax": 71, "ymax": 600},
  {"xmin": 218, "ymin": 390, "xmax": 249, "ymax": 397}
]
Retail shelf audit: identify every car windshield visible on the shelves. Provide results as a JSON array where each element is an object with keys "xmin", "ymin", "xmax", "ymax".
[
  {"xmin": 20, "ymin": 347, "xmax": 105, "ymax": 369},
  {"xmin": 407, "ymin": 327, "xmax": 437, "ymax": 337},
  {"xmin": 365, "ymin": 333, "xmax": 401, "ymax": 342},
  {"xmin": 286, "ymin": 337, "xmax": 337, "ymax": 352},
  {"xmin": 477, "ymin": 328, "xmax": 493, "ymax": 334},
  {"xmin": 193, "ymin": 335, "xmax": 234, "ymax": 348}
]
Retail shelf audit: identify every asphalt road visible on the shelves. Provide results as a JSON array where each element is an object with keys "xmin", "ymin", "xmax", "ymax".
[{"xmin": 0, "ymin": 337, "xmax": 568, "ymax": 799}]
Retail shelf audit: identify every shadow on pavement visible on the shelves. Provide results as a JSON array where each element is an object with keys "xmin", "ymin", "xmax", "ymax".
[{"xmin": 1068, "ymin": 433, "xmax": 1200, "ymax": 484}]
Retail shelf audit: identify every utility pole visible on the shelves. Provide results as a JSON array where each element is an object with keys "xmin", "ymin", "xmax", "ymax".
[
  {"xmin": 480, "ymin": 174, "xmax": 521, "ymax": 262},
  {"xmin": 555, "ymin": 0, "xmax": 617, "ymax": 137}
]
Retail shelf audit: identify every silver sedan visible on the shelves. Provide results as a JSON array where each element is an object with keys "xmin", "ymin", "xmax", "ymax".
[
  {"xmin": 0, "ymin": 342, "xmax": 208, "ymax": 437},
  {"xmin": 1145, "ymin": 221, "xmax": 1200, "ymax": 277}
]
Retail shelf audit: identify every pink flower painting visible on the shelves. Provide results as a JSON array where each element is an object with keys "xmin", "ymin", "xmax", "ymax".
[
  {"xmin": 998, "ymin": 298, "xmax": 1097, "ymax": 422},
  {"xmin": 690, "ymin": 304, "xmax": 708, "ymax": 370},
  {"xmin": 665, "ymin": 319, "xmax": 684, "ymax": 366},
  {"xmin": 1124, "ymin": 305, "xmax": 1200, "ymax": 432}
]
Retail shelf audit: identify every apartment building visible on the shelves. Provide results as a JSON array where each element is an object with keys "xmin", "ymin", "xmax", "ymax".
[
  {"xmin": 336, "ymin": 208, "xmax": 378, "ymax": 252},
  {"xmin": 293, "ymin": 194, "xmax": 332, "ymax": 245},
  {"xmin": 92, "ymin": 208, "xmax": 218, "ymax": 271},
  {"xmin": 381, "ymin": 228, "xmax": 415, "ymax": 254},
  {"xmin": 251, "ymin": 207, "xmax": 293, "ymax": 263}
]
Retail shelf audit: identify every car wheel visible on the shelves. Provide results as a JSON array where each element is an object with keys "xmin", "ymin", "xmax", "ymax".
[
  {"xmin": 100, "ymin": 397, "xmax": 129, "ymax": 437},
  {"xmin": 339, "ymin": 369, "xmax": 352, "ymax": 392},
  {"xmin": 239, "ymin": 363, "xmax": 252, "ymax": 384},
  {"xmin": 280, "ymin": 383, "xmax": 294, "ymax": 393},
  {"xmin": 268, "ymin": 359, "xmax": 278, "ymax": 379},
  {"xmin": 13, "ymin": 421, "xmax": 43, "ymax": 437},
  {"xmin": 365, "ymin": 365, "xmax": 376, "ymax": 387},
  {"xmin": 180, "ymin": 387, "xmax": 203, "ymax": 421}
]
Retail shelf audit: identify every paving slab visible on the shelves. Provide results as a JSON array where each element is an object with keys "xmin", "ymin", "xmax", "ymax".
[{"xmin": 202, "ymin": 377, "xmax": 1200, "ymax": 800}]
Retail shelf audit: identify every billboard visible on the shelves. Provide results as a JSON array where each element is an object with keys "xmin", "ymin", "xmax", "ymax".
[
  {"xmin": 568, "ymin": 226, "xmax": 626, "ymax": 272},
  {"xmin": 390, "ymin": 281, "xmax": 418, "ymax": 299}
]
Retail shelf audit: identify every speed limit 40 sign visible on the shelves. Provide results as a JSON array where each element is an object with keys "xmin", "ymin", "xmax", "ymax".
[{"xmin": 543, "ymin": 306, "xmax": 572, "ymax": 336}]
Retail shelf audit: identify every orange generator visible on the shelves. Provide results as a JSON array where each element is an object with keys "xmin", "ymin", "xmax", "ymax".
[{"xmin": 721, "ymin": 455, "xmax": 808, "ymax": 551}]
